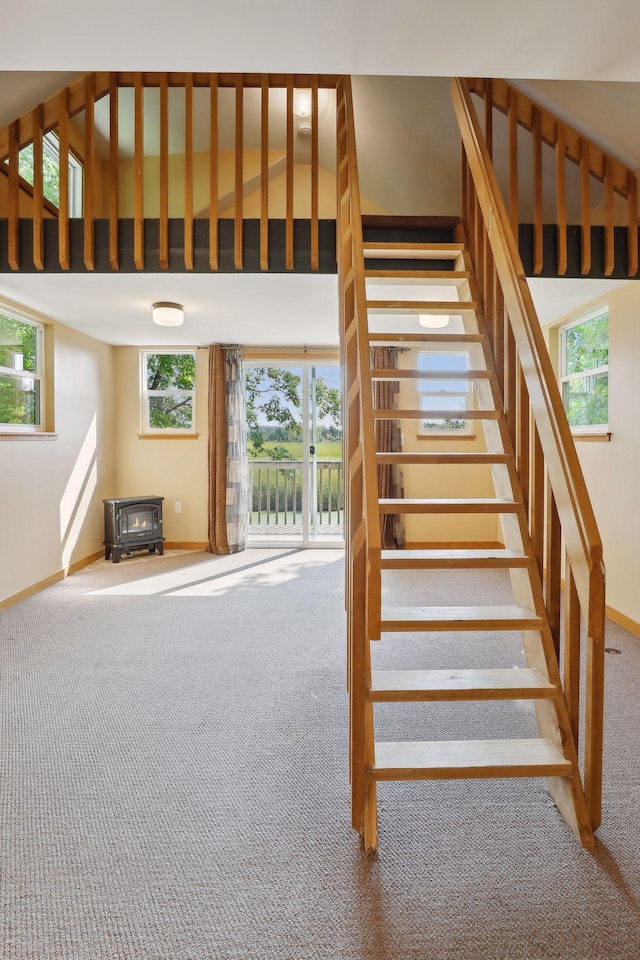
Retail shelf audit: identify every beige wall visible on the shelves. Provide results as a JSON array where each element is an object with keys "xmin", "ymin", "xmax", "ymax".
[
  {"xmin": 0, "ymin": 316, "xmax": 115, "ymax": 603},
  {"xmin": 397, "ymin": 347, "xmax": 501, "ymax": 545},
  {"xmin": 543, "ymin": 282, "xmax": 640, "ymax": 625},
  {"xmin": 113, "ymin": 346, "xmax": 209, "ymax": 544}
]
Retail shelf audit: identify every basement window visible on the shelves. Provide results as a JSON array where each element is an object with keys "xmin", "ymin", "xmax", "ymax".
[
  {"xmin": 141, "ymin": 351, "xmax": 196, "ymax": 434},
  {"xmin": 559, "ymin": 308, "xmax": 608, "ymax": 433},
  {"xmin": 0, "ymin": 310, "xmax": 44, "ymax": 432},
  {"xmin": 418, "ymin": 351, "xmax": 473, "ymax": 436}
]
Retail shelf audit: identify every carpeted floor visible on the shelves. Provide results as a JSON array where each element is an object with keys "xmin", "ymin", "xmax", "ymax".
[{"xmin": 1, "ymin": 548, "xmax": 639, "ymax": 960}]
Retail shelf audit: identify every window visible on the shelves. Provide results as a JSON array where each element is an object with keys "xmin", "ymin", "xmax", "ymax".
[
  {"xmin": 418, "ymin": 351, "xmax": 473, "ymax": 434},
  {"xmin": 4, "ymin": 132, "xmax": 83, "ymax": 216},
  {"xmin": 559, "ymin": 308, "xmax": 608, "ymax": 432},
  {"xmin": 0, "ymin": 310, "xmax": 44, "ymax": 431},
  {"xmin": 141, "ymin": 351, "xmax": 196, "ymax": 433}
]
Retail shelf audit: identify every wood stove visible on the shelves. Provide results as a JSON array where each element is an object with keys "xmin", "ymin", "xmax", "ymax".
[{"xmin": 103, "ymin": 496, "xmax": 165, "ymax": 563}]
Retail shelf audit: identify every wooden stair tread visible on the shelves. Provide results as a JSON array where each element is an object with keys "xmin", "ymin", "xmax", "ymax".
[
  {"xmin": 380, "ymin": 548, "xmax": 530, "ymax": 568},
  {"xmin": 367, "ymin": 300, "xmax": 476, "ymax": 314},
  {"xmin": 370, "ymin": 668, "xmax": 556, "ymax": 701},
  {"xmin": 380, "ymin": 605, "xmax": 543, "ymax": 631},
  {"xmin": 375, "ymin": 452, "xmax": 509, "ymax": 464},
  {"xmin": 370, "ymin": 369, "xmax": 491, "ymax": 380},
  {"xmin": 369, "ymin": 332, "xmax": 484, "ymax": 344},
  {"xmin": 373, "ymin": 408, "xmax": 500, "ymax": 419},
  {"xmin": 372, "ymin": 738, "xmax": 572, "ymax": 780},
  {"xmin": 363, "ymin": 242, "xmax": 464, "ymax": 260},
  {"xmin": 365, "ymin": 269, "xmax": 470, "ymax": 284},
  {"xmin": 379, "ymin": 498, "xmax": 520, "ymax": 514}
]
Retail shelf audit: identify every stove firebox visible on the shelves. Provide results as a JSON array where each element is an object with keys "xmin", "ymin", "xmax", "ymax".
[{"xmin": 103, "ymin": 496, "xmax": 165, "ymax": 563}]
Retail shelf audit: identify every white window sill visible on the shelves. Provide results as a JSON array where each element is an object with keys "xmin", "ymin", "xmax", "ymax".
[
  {"xmin": 572, "ymin": 431, "xmax": 611, "ymax": 442},
  {"xmin": 0, "ymin": 431, "xmax": 57, "ymax": 441}
]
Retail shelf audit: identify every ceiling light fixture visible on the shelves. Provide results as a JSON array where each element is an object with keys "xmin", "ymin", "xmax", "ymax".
[
  {"xmin": 418, "ymin": 314, "xmax": 450, "ymax": 328},
  {"xmin": 152, "ymin": 302, "xmax": 184, "ymax": 327},
  {"xmin": 294, "ymin": 89, "xmax": 312, "ymax": 118}
]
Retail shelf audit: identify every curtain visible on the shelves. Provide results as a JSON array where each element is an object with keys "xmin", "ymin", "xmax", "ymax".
[
  {"xmin": 370, "ymin": 346, "xmax": 406, "ymax": 549},
  {"xmin": 207, "ymin": 345, "xmax": 248, "ymax": 554}
]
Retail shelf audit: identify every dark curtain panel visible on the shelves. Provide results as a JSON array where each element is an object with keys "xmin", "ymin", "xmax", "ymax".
[
  {"xmin": 207, "ymin": 345, "xmax": 248, "ymax": 555},
  {"xmin": 370, "ymin": 346, "xmax": 406, "ymax": 549}
]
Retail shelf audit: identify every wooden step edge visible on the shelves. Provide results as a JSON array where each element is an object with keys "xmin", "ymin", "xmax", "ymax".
[
  {"xmin": 364, "ymin": 269, "xmax": 470, "ymax": 283},
  {"xmin": 379, "ymin": 548, "xmax": 531, "ymax": 569},
  {"xmin": 368, "ymin": 333, "xmax": 484, "ymax": 343},
  {"xmin": 367, "ymin": 300, "xmax": 477, "ymax": 313},
  {"xmin": 373, "ymin": 409, "xmax": 501, "ymax": 419},
  {"xmin": 375, "ymin": 452, "xmax": 510, "ymax": 464},
  {"xmin": 378, "ymin": 499, "xmax": 521, "ymax": 514},
  {"xmin": 363, "ymin": 242, "xmax": 465, "ymax": 260},
  {"xmin": 371, "ymin": 738, "xmax": 573, "ymax": 781},
  {"xmin": 369, "ymin": 668, "xmax": 558, "ymax": 702},
  {"xmin": 370, "ymin": 369, "xmax": 492, "ymax": 380},
  {"xmin": 380, "ymin": 605, "xmax": 543, "ymax": 632}
]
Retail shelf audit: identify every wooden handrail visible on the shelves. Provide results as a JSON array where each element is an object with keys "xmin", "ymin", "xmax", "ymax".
[{"xmin": 452, "ymin": 77, "xmax": 605, "ymax": 826}]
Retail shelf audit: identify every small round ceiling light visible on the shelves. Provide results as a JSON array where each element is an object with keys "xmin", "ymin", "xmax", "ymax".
[
  {"xmin": 294, "ymin": 89, "xmax": 312, "ymax": 118},
  {"xmin": 418, "ymin": 314, "xmax": 450, "ymax": 328},
  {"xmin": 152, "ymin": 302, "xmax": 184, "ymax": 327}
]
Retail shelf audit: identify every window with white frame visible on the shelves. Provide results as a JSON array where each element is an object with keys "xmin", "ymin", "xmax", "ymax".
[
  {"xmin": 3, "ymin": 131, "xmax": 83, "ymax": 216},
  {"xmin": 418, "ymin": 351, "xmax": 473, "ymax": 434},
  {"xmin": 141, "ymin": 351, "xmax": 196, "ymax": 433},
  {"xmin": 559, "ymin": 308, "xmax": 608, "ymax": 431},
  {"xmin": 0, "ymin": 310, "xmax": 44, "ymax": 431}
]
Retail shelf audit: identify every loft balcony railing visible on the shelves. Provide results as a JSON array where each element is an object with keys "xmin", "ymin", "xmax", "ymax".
[{"xmin": 0, "ymin": 72, "xmax": 339, "ymax": 273}]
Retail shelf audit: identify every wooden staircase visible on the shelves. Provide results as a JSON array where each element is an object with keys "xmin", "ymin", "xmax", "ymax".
[{"xmin": 336, "ymin": 77, "xmax": 606, "ymax": 853}]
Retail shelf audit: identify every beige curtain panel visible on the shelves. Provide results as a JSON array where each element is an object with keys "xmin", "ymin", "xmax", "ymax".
[{"xmin": 207, "ymin": 345, "xmax": 248, "ymax": 555}]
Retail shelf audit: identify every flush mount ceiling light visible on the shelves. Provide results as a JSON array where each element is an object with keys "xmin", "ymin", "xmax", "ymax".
[
  {"xmin": 152, "ymin": 302, "xmax": 184, "ymax": 327},
  {"xmin": 418, "ymin": 314, "xmax": 450, "ymax": 328},
  {"xmin": 294, "ymin": 89, "xmax": 312, "ymax": 118}
]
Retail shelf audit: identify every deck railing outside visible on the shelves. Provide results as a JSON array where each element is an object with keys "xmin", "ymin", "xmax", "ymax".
[{"xmin": 248, "ymin": 459, "xmax": 343, "ymax": 533}]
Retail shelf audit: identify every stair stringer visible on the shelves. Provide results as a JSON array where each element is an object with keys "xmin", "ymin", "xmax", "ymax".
[{"xmin": 458, "ymin": 241, "xmax": 595, "ymax": 848}]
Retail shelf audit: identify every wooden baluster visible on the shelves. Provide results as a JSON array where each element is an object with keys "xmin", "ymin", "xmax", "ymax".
[
  {"xmin": 505, "ymin": 318, "xmax": 517, "ymax": 450},
  {"xmin": 494, "ymin": 278, "xmax": 505, "ymax": 397},
  {"xmin": 603, "ymin": 156, "xmax": 614, "ymax": 277},
  {"xmin": 184, "ymin": 73, "xmax": 194, "ymax": 270},
  {"xmin": 108, "ymin": 75, "xmax": 119, "ymax": 271},
  {"xmin": 260, "ymin": 74, "xmax": 269, "ymax": 271},
  {"xmin": 627, "ymin": 170, "xmax": 638, "ymax": 278},
  {"xmin": 311, "ymin": 78, "xmax": 319, "ymax": 271},
  {"xmin": 467, "ymin": 177, "xmax": 476, "ymax": 262},
  {"xmin": 286, "ymin": 78, "xmax": 294, "ymax": 270},
  {"xmin": 484, "ymin": 78, "xmax": 493, "ymax": 158},
  {"xmin": 84, "ymin": 74, "xmax": 95, "ymax": 271},
  {"xmin": 209, "ymin": 73, "xmax": 219, "ymax": 271},
  {"xmin": 461, "ymin": 145, "xmax": 468, "ymax": 227},
  {"xmin": 530, "ymin": 423, "xmax": 545, "ymax": 579},
  {"xmin": 8, "ymin": 120, "xmax": 19, "ymax": 270},
  {"xmin": 159, "ymin": 74, "xmax": 169, "ymax": 269},
  {"xmin": 517, "ymin": 363, "xmax": 530, "ymax": 515},
  {"xmin": 134, "ymin": 73, "xmax": 144, "ymax": 270},
  {"xmin": 564, "ymin": 557, "xmax": 581, "ymax": 748},
  {"xmin": 234, "ymin": 75, "xmax": 244, "ymax": 271},
  {"xmin": 580, "ymin": 139, "xmax": 591, "ymax": 275},
  {"xmin": 585, "ymin": 603, "xmax": 606, "ymax": 829},
  {"xmin": 58, "ymin": 88, "xmax": 70, "ymax": 270},
  {"xmin": 545, "ymin": 479, "xmax": 562, "ymax": 660},
  {"xmin": 475, "ymin": 194, "xmax": 484, "ymax": 307},
  {"xmin": 508, "ymin": 87, "xmax": 518, "ymax": 238},
  {"xmin": 484, "ymin": 227, "xmax": 495, "ymax": 353},
  {"xmin": 532, "ymin": 105, "xmax": 543, "ymax": 275},
  {"xmin": 555, "ymin": 122, "xmax": 567, "ymax": 276},
  {"xmin": 32, "ymin": 104, "xmax": 44, "ymax": 270}
]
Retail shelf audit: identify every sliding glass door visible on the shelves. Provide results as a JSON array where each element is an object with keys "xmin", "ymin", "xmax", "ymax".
[{"xmin": 245, "ymin": 362, "xmax": 343, "ymax": 545}]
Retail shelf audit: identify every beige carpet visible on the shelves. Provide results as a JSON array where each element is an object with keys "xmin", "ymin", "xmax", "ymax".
[{"xmin": 0, "ymin": 548, "xmax": 639, "ymax": 959}]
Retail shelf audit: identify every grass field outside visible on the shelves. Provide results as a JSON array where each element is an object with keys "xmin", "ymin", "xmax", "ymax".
[{"xmin": 249, "ymin": 441, "xmax": 342, "ymax": 461}]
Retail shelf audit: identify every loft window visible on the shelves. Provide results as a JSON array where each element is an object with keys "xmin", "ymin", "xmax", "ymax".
[
  {"xmin": 559, "ymin": 308, "xmax": 609, "ymax": 432},
  {"xmin": 3, "ymin": 131, "xmax": 83, "ymax": 216},
  {"xmin": 141, "ymin": 351, "xmax": 196, "ymax": 433},
  {"xmin": 0, "ymin": 310, "xmax": 44, "ymax": 431},
  {"xmin": 418, "ymin": 351, "xmax": 473, "ymax": 434}
]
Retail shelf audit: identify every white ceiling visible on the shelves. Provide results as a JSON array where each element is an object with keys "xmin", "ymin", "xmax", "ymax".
[
  {"xmin": 0, "ymin": 273, "xmax": 340, "ymax": 346},
  {"xmin": 3, "ymin": 1, "xmax": 640, "ymax": 81}
]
